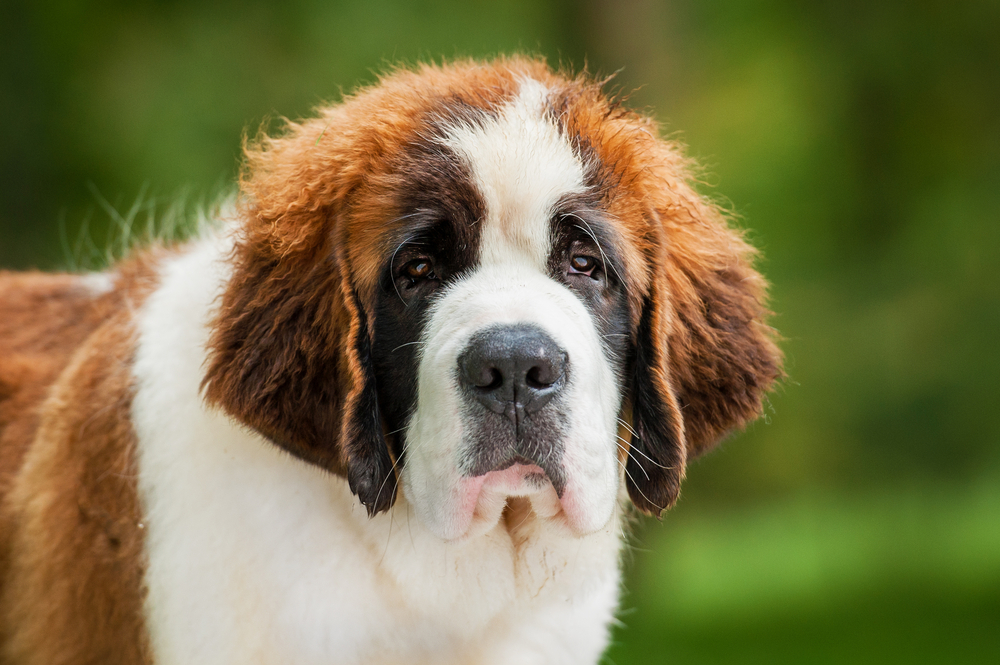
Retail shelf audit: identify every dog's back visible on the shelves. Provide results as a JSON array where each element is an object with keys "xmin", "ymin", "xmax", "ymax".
[{"xmin": 0, "ymin": 272, "xmax": 113, "ymax": 500}]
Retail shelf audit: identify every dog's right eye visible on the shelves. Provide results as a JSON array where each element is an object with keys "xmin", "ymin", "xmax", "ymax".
[{"xmin": 404, "ymin": 259, "xmax": 434, "ymax": 280}]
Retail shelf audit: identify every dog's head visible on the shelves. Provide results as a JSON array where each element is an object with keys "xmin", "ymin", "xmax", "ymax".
[{"xmin": 203, "ymin": 58, "xmax": 781, "ymax": 540}]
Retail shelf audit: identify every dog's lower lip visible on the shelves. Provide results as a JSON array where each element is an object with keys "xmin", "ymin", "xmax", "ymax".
[
  {"xmin": 488, "ymin": 462, "xmax": 544, "ymax": 477},
  {"xmin": 462, "ymin": 463, "xmax": 557, "ymax": 519}
]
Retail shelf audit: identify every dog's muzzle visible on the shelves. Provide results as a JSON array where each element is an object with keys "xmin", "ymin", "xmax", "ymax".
[{"xmin": 457, "ymin": 324, "xmax": 569, "ymax": 486}]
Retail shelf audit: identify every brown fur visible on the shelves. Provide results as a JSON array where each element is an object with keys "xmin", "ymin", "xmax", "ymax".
[
  {"xmin": 0, "ymin": 273, "xmax": 116, "ymax": 501},
  {"xmin": 0, "ymin": 260, "xmax": 161, "ymax": 664}
]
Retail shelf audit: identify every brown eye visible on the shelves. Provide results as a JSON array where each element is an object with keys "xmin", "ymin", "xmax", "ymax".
[
  {"xmin": 403, "ymin": 259, "xmax": 434, "ymax": 280},
  {"xmin": 569, "ymin": 255, "xmax": 598, "ymax": 275}
]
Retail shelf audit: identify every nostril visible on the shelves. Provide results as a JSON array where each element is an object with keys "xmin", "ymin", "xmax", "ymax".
[
  {"xmin": 480, "ymin": 367, "xmax": 503, "ymax": 391},
  {"xmin": 524, "ymin": 349, "xmax": 567, "ymax": 390},
  {"xmin": 466, "ymin": 363, "xmax": 504, "ymax": 391},
  {"xmin": 525, "ymin": 365, "xmax": 552, "ymax": 389}
]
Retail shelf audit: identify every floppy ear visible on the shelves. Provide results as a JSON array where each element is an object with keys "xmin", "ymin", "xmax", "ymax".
[
  {"xmin": 201, "ymin": 114, "xmax": 397, "ymax": 516},
  {"xmin": 625, "ymin": 170, "xmax": 783, "ymax": 516},
  {"xmin": 626, "ymin": 279, "xmax": 688, "ymax": 516}
]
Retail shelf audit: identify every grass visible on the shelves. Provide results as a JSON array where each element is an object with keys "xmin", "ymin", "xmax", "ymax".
[{"xmin": 57, "ymin": 185, "xmax": 229, "ymax": 272}]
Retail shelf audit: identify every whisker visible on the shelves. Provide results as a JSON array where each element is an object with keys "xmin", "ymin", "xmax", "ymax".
[
  {"xmin": 615, "ymin": 440, "xmax": 649, "ymax": 480},
  {"xmin": 613, "ymin": 453, "xmax": 664, "ymax": 512},
  {"xmin": 372, "ymin": 467, "xmax": 398, "ymax": 518},
  {"xmin": 406, "ymin": 500, "xmax": 415, "ymax": 549},
  {"xmin": 388, "ymin": 227, "xmax": 426, "ymax": 304},
  {"xmin": 616, "ymin": 417, "xmax": 638, "ymax": 439},
  {"xmin": 616, "ymin": 434, "xmax": 672, "ymax": 470},
  {"xmin": 508, "ymin": 502, "xmax": 535, "ymax": 533},
  {"xmin": 372, "ymin": 429, "xmax": 416, "ymax": 517},
  {"xmin": 379, "ymin": 498, "xmax": 395, "ymax": 565},
  {"xmin": 383, "ymin": 210, "xmax": 425, "ymax": 228}
]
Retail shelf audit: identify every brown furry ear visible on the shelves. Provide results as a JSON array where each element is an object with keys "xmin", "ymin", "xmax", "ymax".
[
  {"xmin": 661, "ymin": 197, "xmax": 783, "ymax": 458},
  {"xmin": 201, "ymin": 114, "xmax": 398, "ymax": 516},
  {"xmin": 625, "ymin": 169, "xmax": 783, "ymax": 516}
]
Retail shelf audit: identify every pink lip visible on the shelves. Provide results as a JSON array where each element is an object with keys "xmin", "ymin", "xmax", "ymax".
[
  {"xmin": 445, "ymin": 465, "xmax": 609, "ymax": 539},
  {"xmin": 456, "ymin": 475, "xmax": 487, "ymax": 521},
  {"xmin": 445, "ymin": 464, "xmax": 564, "ymax": 539},
  {"xmin": 479, "ymin": 463, "xmax": 547, "ymax": 491}
]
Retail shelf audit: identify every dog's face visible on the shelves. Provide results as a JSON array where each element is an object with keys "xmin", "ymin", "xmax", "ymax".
[
  {"xmin": 373, "ymin": 80, "xmax": 631, "ymax": 539},
  {"xmin": 203, "ymin": 59, "xmax": 781, "ymax": 540}
]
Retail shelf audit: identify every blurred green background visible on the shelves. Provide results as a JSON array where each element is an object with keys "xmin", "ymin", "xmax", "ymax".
[{"xmin": 2, "ymin": 1, "xmax": 998, "ymax": 662}]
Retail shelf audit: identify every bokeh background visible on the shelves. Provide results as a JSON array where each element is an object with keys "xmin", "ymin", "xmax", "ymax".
[{"xmin": 2, "ymin": 1, "xmax": 998, "ymax": 662}]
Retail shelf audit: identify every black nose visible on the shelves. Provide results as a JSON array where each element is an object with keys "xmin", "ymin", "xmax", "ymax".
[{"xmin": 458, "ymin": 324, "xmax": 567, "ymax": 422}]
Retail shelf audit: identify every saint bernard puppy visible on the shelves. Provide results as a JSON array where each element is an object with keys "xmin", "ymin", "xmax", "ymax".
[{"xmin": 0, "ymin": 57, "xmax": 781, "ymax": 664}]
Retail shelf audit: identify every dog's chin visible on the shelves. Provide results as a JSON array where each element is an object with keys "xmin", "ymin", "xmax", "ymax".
[{"xmin": 424, "ymin": 464, "xmax": 615, "ymax": 542}]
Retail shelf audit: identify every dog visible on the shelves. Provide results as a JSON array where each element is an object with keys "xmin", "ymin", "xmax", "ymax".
[{"xmin": 0, "ymin": 57, "xmax": 781, "ymax": 664}]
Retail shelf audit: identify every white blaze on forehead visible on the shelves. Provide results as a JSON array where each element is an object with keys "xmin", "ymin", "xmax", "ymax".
[{"xmin": 440, "ymin": 78, "xmax": 586, "ymax": 269}]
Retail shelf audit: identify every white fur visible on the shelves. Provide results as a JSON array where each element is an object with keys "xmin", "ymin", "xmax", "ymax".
[
  {"xmin": 133, "ymin": 229, "xmax": 624, "ymax": 664},
  {"xmin": 406, "ymin": 79, "xmax": 624, "ymax": 542},
  {"xmin": 80, "ymin": 271, "xmax": 116, "ymax": 295}
]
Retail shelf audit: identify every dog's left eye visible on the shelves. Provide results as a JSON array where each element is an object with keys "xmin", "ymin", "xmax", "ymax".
[
  {"xmin": 568, "ymin": 254, "xmax": 600, "ymax": 278},
  {"xmin": 396, "ymin": 257, "xmax": 440, "ymax": 297}
]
